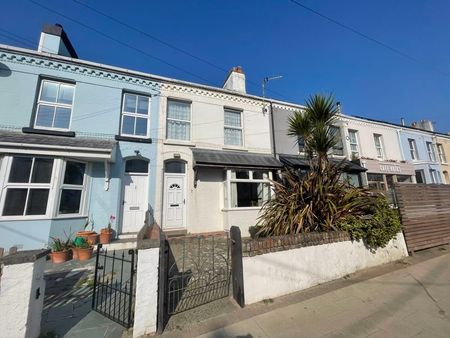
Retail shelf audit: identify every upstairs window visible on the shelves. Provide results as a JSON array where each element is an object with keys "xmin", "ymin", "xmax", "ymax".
[
  {"xmin": 121, "ymin": 93, "xmax": 150, "ymax": 138},
  {"xmin": 437, "ymin": 144, "xmax": 447, "ymax": 163},
  {"xmin": 35, "ymin": 80, "xmax": 75, "ymax": 130},
  {"xmin": 348, "ymin": 130, "xmax": 360, "ymax": 158},
  {"xmin": 2, "ymin": 156, "xmax": 54, "ymax": 216},
  {"xmin": 408, "ymin": 139, "xmax": 418, "ymax": 160},
  {"xmin": 373, "ymin": 134, "xmax": 384, "ymax": 159},
  {"xmin": 224, "ymin": 109, "xmax": 243, "ymax": 146},
  {"xmin": 426, "ymin": 142, "xmax": 437, "ymax": 162},
  {"xmin": 330, "ymin": 126, "xmax": 344, "ymax": 156},
  {"xmin": 166, "ymin": 99, "xmax": 191, "ymax": 141}
]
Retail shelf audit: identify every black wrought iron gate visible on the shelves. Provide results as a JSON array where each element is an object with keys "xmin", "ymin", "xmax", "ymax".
[
  {"xmin": 92, "ymin": 244, "xmax": 137, "ymax": 328},
  {"xmin": 163, "ymin": 233, "xmax": 231, "ymax": 315}
]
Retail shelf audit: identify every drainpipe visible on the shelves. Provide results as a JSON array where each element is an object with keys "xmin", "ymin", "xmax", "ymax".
[{"xmin": 269, "ymin": 100, "xmax": 277, "ymax": 156}]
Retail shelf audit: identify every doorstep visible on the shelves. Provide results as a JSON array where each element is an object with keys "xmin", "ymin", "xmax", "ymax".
[{"xmin": 100, "ymin": 238, "xmax": 137, "ymax": 251}]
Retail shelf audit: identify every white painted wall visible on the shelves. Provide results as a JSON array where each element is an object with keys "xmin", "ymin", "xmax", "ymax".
[
  {"xmin": 133, "ymin": 247, "xmax": 159, "ymax": 338},
  {"xmin": 243, "ymin": 232, "xmax": 408, "ymax": 304},
  {"xmin": 224, "ymin": 208, "xmax": 262, "ymax": 237},
  {"xmin": 340, "ymin": 116, "xmax": 404, "ymax": 161},
  {"xmin": 0, "ymin": 256, "xmax": 46, "ymax": 338},
  {"xmin": 155, "ymin": 85, "xmax": 273, "ymax": 234}
]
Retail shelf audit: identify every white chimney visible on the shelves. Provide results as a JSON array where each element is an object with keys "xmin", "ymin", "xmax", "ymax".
[
  {"xmin": 419, "ymin": 119, "xmax": 434, "ymax": 131},
  {"xmin": 223, "ymin": 66, "xmax": 246, "ymax": 93},
  {"xmin": 38, "ymin": 24, "xmax": 78, "ymax": 58}
]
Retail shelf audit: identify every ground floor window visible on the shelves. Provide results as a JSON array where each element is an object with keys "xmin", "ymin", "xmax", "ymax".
[
  {"xmin": 342, "ymin": 172, "xmax": 361, "ymax": 187},
  {"xmin": 415, "ymin": 170, "xmax": 425, "ymax": 184},
  {"xmin": 0, "ymin": 155, "xmax": 88, "ymax": 219},
  {"xmin": 367, "ymin": 172, "xmax": 413, "ymax": 191},
  {"xmin": 429, "ymin": 169, "xmax": 441, "ymax": 184},
  {"xmin": 367, "ymin": 173, "xmax": 385, "ymax": 190},
  {"xmin": 225, "ymin": 169, "xmax": 272, "ymax": 208}
]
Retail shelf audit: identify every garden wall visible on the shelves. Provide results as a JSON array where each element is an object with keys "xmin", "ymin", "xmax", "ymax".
[{"xmin": 242, "ymin": 231, "xmax": 408, "ymax": 304}]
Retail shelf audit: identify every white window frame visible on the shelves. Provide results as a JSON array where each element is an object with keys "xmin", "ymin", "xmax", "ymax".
[
  {"xmin": 166, "ymin": 99, "xmax": 192, "ymax": 141},
  {"xmin": 373, "ymin": 134, "xmax": 384, "ymax": 159},
  {"xmin": 348, "ymin": 129, "xmax": 360, "ymax": 158},
  {"xmin": 426, "ymin": 142, "xmax": 436, "ymax": 162},
  {"xmin": 120, "ymin": 93, "xmax": 151, "ymax": 138},
  {"xmin": 429, "ymin": 169, "xmax": 439, "ymax": 184},
  {"xmin": 408, "ymin": 138, "xmax": 418, "ymax": 160},
  {"xmin": 330, "ymin": 126, "xmax": 344, "ymax": 156},
  {"xmin": 34, "ymin": 79, "xmax": 76, "ymax": 131},
  {"xmin": 224, "ymin": 108, "xmax": 243, "ymax": 147},
  {"xmin": 225, "ymin": 169, "xmax": 273, "ymax": 209},
  {"xmin": 0, "ymin": 156, "xmax": 57, "ymax": 220},
  {"xmin": 57, "ymin": 160, "xmax": 88, "ymax": 217},
  {"xmin": 437, "ymin": 144, "xmax": 447, "ymax": 163}
]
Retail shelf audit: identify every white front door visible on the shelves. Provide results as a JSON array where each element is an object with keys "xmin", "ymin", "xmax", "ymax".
[
  {"xmin": 163, "ymin": 175, "xmax": 185, "ymax": 229},
  {"xmin": 122, "ymin": 174, "xmax": 148, "ymax": 233}
]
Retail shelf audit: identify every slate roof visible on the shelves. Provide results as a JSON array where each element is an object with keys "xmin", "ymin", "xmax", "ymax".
[
  {"xmin": 0, "ymin": 129, "xmax": 116, "ymax": 150},
  {"xmin": 279, "ymin": 154, "xmax": 367, "ymax": 172},
  {"xmin": 192, "ymin": 148, "xmax": 283, "ymax": 169}
]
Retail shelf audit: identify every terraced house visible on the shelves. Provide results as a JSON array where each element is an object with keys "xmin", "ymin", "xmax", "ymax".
[{"xmin": 0, "ymin": 24, "xmax": 160, "ymax": 250}]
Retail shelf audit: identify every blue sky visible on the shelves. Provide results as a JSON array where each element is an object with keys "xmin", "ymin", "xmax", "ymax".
[{"xmin": 1, "ymin": 0, "xmax": 450, "ymax": 132}]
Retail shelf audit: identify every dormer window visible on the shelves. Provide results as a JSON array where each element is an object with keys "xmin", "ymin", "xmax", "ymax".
[
  {"xmin": 121, "ymin": 93, "xmax": 151, "ymax": 138},
  {"xmin": 34, "ymin": 80, "xmax": 75, "ymax": 130}
]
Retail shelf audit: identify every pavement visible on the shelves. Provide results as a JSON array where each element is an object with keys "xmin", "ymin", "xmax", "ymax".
[{"xmin": 160, "ymin": 245, "xmax": 450, "ymax": 338}]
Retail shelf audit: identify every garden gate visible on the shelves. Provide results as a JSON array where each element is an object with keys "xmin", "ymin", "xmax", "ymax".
[{"xmin": 92, "ymin": 244, "xmax": 137, "ymax": 328}]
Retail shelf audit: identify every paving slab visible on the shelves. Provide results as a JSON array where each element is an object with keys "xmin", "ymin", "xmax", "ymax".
[{"xmin": 158, "ymin": 245, "xmax": 450, "ymax": 338}]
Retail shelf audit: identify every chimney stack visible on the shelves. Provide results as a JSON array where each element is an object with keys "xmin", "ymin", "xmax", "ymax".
[
  {"xmin": 400, "ymin": 117, "xmax": 405, "ymax": 126},
  {"xmin": 38, "ymin": 24, "xmax": 78, "ymax": 58},
  {"xmin": 223, "ymin": 66, "xmax": 246, "ymax": 93}
]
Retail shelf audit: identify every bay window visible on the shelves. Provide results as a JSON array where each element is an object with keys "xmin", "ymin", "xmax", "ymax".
[
  {"xmin": 121, "ymin": 93, "xmax": 151, "ymax": 137},
  {"xmin": 224, "ymin": 109, "xmax": 243, "ymax": 146},
  {"xmin": 166, "ymin": 99, "xmax": 191, "ymax": 140},
  {"xmin": 225, "ymin": 169, "xmax": 272, "ymax": 208},
  {"xmin": 35, "ymin": 80, "xmax": 75, "ymax": 130},
  {"xmin": 59, "ymin": 161, "xmax": 86, "ymax": 214},
  {"xmin": 0, "ymin": 156, "xmax": 88, "ymax": 218},
  {"xmin": 2, "ymin": 156, "xmax": 54, "ymax": 216}
]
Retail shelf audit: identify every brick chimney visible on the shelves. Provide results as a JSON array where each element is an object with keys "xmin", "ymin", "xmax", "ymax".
[
  {"xmin": 38, "ymin": 24, "xmax": 78, "ymax": 58},
  {"xmin": 223, "ymin": 66, "xmax": 246, "ymax": 93}
]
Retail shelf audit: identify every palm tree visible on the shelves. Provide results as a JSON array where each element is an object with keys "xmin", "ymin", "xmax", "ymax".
[{"xmin": 287, "ymin": 94, "xmax": 340, "ymax": 170}]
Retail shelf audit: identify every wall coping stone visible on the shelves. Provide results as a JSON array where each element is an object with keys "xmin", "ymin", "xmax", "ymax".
[
  {"xmin": 0, "ymin": 249, "xmax": 50, "ymax": 265},
  {"xmin": 242, "ymin": 231, "xmax": 351, "ymax": 257}
]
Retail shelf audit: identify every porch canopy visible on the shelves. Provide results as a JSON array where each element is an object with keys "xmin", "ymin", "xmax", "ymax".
[
  {"xmin": 0, "ymin": 129, "xmax": 116, "ymax": 162},
  {"xmin": 279, "ymin": 154, "xmax": 367, "ymax": 172},
  {"xmin": 192, "ymin": 148, "xmax": 283, "ymax": 169}
]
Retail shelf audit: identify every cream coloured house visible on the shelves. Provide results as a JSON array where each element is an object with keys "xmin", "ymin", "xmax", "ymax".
[{"xmin": 153, "ymin": 67, "xmax": 284, "ymax": 237}]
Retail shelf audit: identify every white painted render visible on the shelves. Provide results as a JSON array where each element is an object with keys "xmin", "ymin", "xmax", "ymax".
[
  {"xmin": 155, "ymin": 87, "xmax": 272, "ymax": 234},
  {"xmin": 133, "ymin": 247, "xmax": 159, "ymax": 338},
  {"xmin": 242, "ymin": 232, "xmax": 408, "ymax": 304},
  {"xmin": 0, "ymin": 256, "xmax": 46, "ymax": 338},
  {"xmin": 340, "ymin": 116, "xmax": 404, "ymax": 161}
]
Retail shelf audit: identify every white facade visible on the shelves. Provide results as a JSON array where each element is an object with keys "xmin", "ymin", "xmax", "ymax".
[{"xmin": 154, "ymin": 82, "xmax": 274, "ymax": 237}]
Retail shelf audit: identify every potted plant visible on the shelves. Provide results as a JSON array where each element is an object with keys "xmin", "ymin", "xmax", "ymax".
[
  {"xmin": 99, "ymin": 215, "xmax": 115, "ymax": 244},
  {"xmin": 50, "ymin": 237, "xmax": 71, "ymax": 264},
  {"xmin": 73, "ymin": 237, "xmax": 93, "ymax": 261},
  {"xmin": 76, "ymin": 218, "xmax": 98, "ymax": 245}
]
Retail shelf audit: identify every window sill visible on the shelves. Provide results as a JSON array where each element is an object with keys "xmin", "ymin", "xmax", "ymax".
[
  {"xmin": 164, "ymin": 140, "xmax": 196, "ymax": 147},
  {"xmin": 222, "ymin": 146, "xmax": 248, "ymax": 152},
  {"xmin": 0, "ymin": 214, "xmax": 88, "ymax": 222},
  {"xmin": 222, "ymin": 207, "xmax": 263, "ymax": 211},
  {"xmin": 115, "ymin": 135, "xmax": 152, "ymax": 143},
  {"xmin": 22, "ymin": 127, "xmax": 75, "ymax": 137}
]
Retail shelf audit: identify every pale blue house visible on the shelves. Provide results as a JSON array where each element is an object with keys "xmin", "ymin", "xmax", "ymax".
[
  {"xmin": 399, "ymin": 125, "xmax": 442, "ymax": 184},
  {"xmin": 0, "ymin": 24, "xmax": 160, "ymax": 250}
]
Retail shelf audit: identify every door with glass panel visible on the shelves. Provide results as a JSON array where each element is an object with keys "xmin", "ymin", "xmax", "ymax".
[
  {"xmin": 121, "ymin": 159, "xmax": 149, "ymax": 233},
  {"xmin": 163, "ymin": 161, "xmax": 186, "ymax": 229}
]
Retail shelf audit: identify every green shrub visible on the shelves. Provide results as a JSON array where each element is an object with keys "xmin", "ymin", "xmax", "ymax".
[{"xmin": 339, "ymin": 197, "xmax": 401, "ymax": 249}]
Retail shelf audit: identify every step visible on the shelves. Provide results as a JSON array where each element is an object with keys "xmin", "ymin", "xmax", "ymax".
[
  {"xmin": 118, "ymin": 232, "xmax": 138, "ymax": 240},
  {"xmin": 100, "ymin": 238, "xmax": 137, "ymax": 251}
]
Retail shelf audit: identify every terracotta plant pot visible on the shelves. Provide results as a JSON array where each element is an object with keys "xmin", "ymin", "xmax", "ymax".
[
  {"xmin": 72, "ymin": 248, "xmax": 79, "ymax": 260},
  {"xmin": 87, "ymin": 233, "xmax": 99, "ymax": 245},
  {"xmin": 51, "ymin": 250, "xmax": 70, "ymax": 264},
  {"xmin": 99, "ymin": 229, "xmax": 113, "ymax": 244},
  {"xmin": 77, "ymin": 247, "xmax": 93, "ymax": 261},
  {"xmin": 76, "ymin": 230, "xmax": 95, "ymax": 240}
]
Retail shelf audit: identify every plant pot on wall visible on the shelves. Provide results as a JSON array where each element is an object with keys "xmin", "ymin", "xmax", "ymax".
[
  {"xmin": 51, "ymin": 250, "xmax": 70, "ymax": 264},
  {"xmin": 77, "ymin": 247, "xmax": 93, "ymax": 261},
  {"xmin": 99, "ymin": 228, "xmax": 113, "ymax": 244},
  {"xmin": 87, "ymin": 233, "xmax": 99, "ymax": 245}
]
